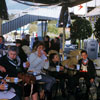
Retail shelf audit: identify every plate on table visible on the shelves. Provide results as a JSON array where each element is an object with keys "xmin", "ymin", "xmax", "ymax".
[
  {"xmin": 27, "ymin": 70, "xmax": 34, "ymax": 75},
  {"xmin": 6, "ymin": 77, "xmax": 22, "ymax": 83}
]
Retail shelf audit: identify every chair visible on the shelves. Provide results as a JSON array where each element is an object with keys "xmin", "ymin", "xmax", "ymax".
[
  {"xmin": 61, "ymin": 58, "xmax": 77, "ymax": 67},
  {"xmin": 93, "ymin": 58, "xmax": 100, "ymax": 67},
  {"xmin": 0, "ymin": 99, "xmax": 8, "ymax": 100},
  {"xmin": 62, "ymin": 49, "xmax": 81, "ymax": 68},
  {"xmin": 61, "ymin": 59, "xmax": 77, "ymax": 76},
  {"xmin": 69, "ymin": 49, "xmax": 81, "ymax": 57},
  {"xmin": 22, "ymin": 45, "xmax": 31, "ymax": 55},
  {"xmin": 67, "ymin": 49, "xmax": 81, "ymax": 60},
  {"xmin": 36, "ymin": 81, "xmax": 46, "ymax": 100}
]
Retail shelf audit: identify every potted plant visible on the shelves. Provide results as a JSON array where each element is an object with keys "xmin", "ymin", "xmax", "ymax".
[{"xmin": 70, "ymin": 17, "xmax": 93, "ymax": 49}]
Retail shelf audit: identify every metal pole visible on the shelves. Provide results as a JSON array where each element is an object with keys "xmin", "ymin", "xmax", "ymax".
[
  {"xmin": 0, "ymin": 18, "xmax": 2, "ymax": 36},
  {"xmin": 95, "ymin": 0, "xmax": 96, "ymax": 7},
  {"xmin": 62, "ymin": 27, "xmax": 65, "ymax": 61},
  {"xmin": 41, "ymin": 21, "xmax": 44, "ymax": 37},
  {"xmin": 44, "ymin": 21, "xmax": 47, "ymax": 36}
]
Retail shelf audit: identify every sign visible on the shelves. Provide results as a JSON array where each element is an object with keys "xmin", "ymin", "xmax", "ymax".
[{"xmin": 74, "ymin": 3, "xmax": 87, "ymax": 15}]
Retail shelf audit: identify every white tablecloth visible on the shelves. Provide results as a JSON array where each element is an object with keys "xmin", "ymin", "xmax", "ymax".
[{"xmin": 0, "ymin": 88, "xmax": 16, "ymax": 99}]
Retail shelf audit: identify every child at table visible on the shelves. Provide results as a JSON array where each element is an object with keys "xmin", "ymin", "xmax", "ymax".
[
  {"xmin": 49, "ymin": 53, "xmax": 66, "ymax": 97},
  {"xmin": 49, "ymin": 53, "xmax": 64, "ymax": 71}
]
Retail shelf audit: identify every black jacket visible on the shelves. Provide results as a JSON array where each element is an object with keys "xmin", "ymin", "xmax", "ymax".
[
  {"xmin": 0, "ymin": 55, "xmax": 23, "ymax": 98},
  {"xmin": 78, "ymin": 58, "xmax": 96, "ymax": 79},
  {"xmin": 0, "ymin": 55, "xmax": 23, "ymax": 77},
  {"xmin": 18, "ymin": 46, "xmax": 27, "ymax": 63},
  {"xmin": 50, "ymin": 61, "xmax": 62, "ymax": 68}
]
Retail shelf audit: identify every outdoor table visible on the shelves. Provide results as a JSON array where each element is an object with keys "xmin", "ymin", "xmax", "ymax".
[
  {"xmin": 65, "ymin": 67, "xmax": 78, "ymax": 77},
  {"xmin": 47, "ymin": 70, "xmax": 67, "ymax": 79}
]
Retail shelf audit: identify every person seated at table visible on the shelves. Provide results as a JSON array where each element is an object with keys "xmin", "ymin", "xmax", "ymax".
[
  {"xmin": 49, "ymin": 53, "xmax": 66, "ymax": 97},
  {"xmin": 0, "ymin": 46, "xmax": 38, "ymax": 100},
  {"xmin": 28, "ymin": 42, "xmax": 56, "ymax": 100},
  {"xmin": 75, "ymin": 50, "xmax": 96, "ymax": 100},
  {"xmin": 0, "ymin": 79, "xmax": 20, "ymax": 100},
  {"xmin": 49, "ymin": 53, "xmax": 64, "ymax": 71}
]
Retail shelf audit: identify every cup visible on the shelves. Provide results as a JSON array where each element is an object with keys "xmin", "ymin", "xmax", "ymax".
[
  {"xmin": 4, "ymin": 84, "xmax": 8, "ymax": 90},
  {"xmin": 41, "ymin": 50, "xmax": 47, "ymax": 60},
  {"xmin": 23, "ymin": 62, "xmax": 26, "ymax": 68},
  {"xmin": 33, "ymin": 72, "xmax": 37, "ymax": 76},
  {"xmin": 0, "ymin": 76, "xmax": 3, "ymax": 80},
  {"xmin": 0, "ymin": 54, "xmax": 2, "ymax": 58},
  {"xmin": 14, "ymin": 78, "xmax": 18, "ymax": 84},
  {"xmin": 56, "ymin": 65, "xmax": 60, "ymax": 72},
  {"xmin": 77, "ymin": 64, "xmax": 80, "ymax": 70}
]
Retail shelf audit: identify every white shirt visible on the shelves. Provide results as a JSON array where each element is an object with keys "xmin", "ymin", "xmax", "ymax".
[{"xmin": 28, "ymin": 51, "xmax": 49, "ymax": 74}]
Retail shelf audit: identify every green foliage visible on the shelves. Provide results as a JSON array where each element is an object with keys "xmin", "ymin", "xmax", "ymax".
[
  {"xmin": 47, "ymin": 24, "xmax": 58, "ymax": 34},
  {"xmin": 70, "ymin": 18, "xmax": 92, "ymax": 40},
  {"xmin": 94, "ymin": 18, "xmax": 100, "ymax": 41},
  {"xmin": 29, "ymin": 22, "xmax": 37, "ymax": 35},
  {"xmin": 48, "ymin": 20, "xmax": 57, "ymax": 24}
]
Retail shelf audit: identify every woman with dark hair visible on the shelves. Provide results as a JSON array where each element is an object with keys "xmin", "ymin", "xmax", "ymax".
[
  {"xmin": 49, "ymin": 53, "xmax": 66, "ymax": 97},
  {"xmin": 50, "ymin": 37, "xmax": 60, "ymax": 52},
  {"xmin": 49, "ymin": 53, "xmax": 61, "ymax": 67},
  {"xmin": 32, "ymin": 37, "xmax": 39, "ymax": 50}
]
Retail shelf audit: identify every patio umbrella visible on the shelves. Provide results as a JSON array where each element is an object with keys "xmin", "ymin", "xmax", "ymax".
[{"xmin": 0, "ymin": 0, "xmax": 8, "ymax": 20}]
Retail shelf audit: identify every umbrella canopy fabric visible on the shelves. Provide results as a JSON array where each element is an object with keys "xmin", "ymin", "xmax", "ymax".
[
  {"xmin": 0, "ymin": 0, "xmax": 8, "ymax": 20},
  {"xmin": 14, "ymin": 0, "xmax": 92, "ymax": 7}
]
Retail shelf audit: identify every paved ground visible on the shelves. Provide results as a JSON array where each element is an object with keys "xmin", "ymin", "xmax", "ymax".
[{"xmin": 51, "ymin": 84, "xmax": 100, "ymax": 100}]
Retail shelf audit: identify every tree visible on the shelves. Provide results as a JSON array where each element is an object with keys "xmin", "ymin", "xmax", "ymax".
[
  {"xmin": 29, "ymin": 22, "xmax": 37, "ymax": 35},
  {"xmin": 47, "ymin": 24, "xmax": 58, "ymax": 34},
  {"xmin": 47, "ymin": 20, "xmax": 58, "ymax": 34},
  {"xmin": 70, "ymin": 17, "xmax": 92, "ymax": 48},
  {"xmin": 94, "ymin": 18, "xmax": 100, "ymax": 41}
]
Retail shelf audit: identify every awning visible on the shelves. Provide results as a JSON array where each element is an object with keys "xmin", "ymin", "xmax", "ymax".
[
  {"xmin": 86, "ymin": 6, "xmax": 100, "ymax": 17},
  {"xmin": 2, "ymin": 14, "xmax": 57, "ymax": 35}
]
